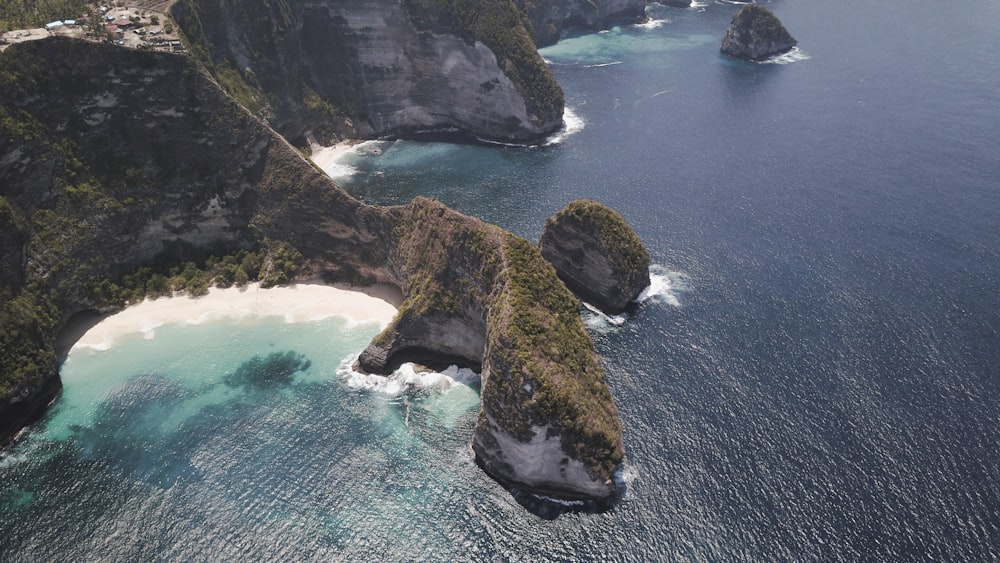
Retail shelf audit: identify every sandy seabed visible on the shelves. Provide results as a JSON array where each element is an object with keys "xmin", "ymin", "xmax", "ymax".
[{"xmin": 67, "ymin": 281, "xmax": 401, "ymax": 353}]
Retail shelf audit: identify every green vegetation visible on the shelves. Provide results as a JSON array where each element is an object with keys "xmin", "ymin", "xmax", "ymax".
[
  {"xmin": 0, "ymin": 0, "xmax": 88, "ymax": 31},
  {"xmin": 404, "ymin": 0, "xmax": 563, "ymax": 125},
  {"xmin": 0, "ymin": 291, "xmax": 58, "ymax": 395},
  {"xmin": 550, "ymin": 199, "xmax": 650, "ymax": 284},
  {"xmin": 84, "ymin": 245, "xmax": 302, "ymax": 310},
  {"xmin": 303, "ymin": 87, "xmax": 339, "ymax": 118},
  {"xmin": 485, "ymin": 233, "xmax": 623, "ymax": 478},
  {"xmin": 215, "ymin": 59, "xmax": 264, "ymax": 113}
]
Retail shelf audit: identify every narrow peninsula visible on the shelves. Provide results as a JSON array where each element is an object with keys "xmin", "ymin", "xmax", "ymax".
[{"xmin": 720, "ymin": 4, "xmax": 797, "ymax": 61}]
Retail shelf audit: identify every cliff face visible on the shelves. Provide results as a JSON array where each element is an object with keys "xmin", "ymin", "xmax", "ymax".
[
  {"xmin": 358, "ymin": 203, "xmax": 624, "ymax": 499},
  {"xmin": 0, "ymin": 38, "xmax": 623, "ymax": 501},
  {"xmin": 720, "ymin": 4, "xmax": 797, "ymax": 61},
  {"xmin": 518, "ymin": 0, "xmax": 648, "ymax": 46},
  {"xmin": 171, "ymin": 0, "xmax": 564, "ymax": 145}
]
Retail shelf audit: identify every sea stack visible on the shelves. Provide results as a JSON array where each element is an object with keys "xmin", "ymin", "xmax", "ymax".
[
  {"xmin": 720, "ymin": 4, "xmax": 797, "ymax": 61},
  {"xmin": 539, "ymin": 200, "xmax": 651, "ymax": 315}
]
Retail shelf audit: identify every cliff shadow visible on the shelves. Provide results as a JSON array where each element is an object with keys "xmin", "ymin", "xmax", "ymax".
[{"xmin": 55, "ymin": 310, "xmax": 110, "ymax": 365}]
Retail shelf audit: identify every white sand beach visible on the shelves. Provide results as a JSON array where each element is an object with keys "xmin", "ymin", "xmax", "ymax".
[
  {"xmin": 309, "ymin": 140, "xmax": 384, "ymax": 182},
  {"xmin": 69, "ymin": 281, "xmax": 401, "ymax": 352}
]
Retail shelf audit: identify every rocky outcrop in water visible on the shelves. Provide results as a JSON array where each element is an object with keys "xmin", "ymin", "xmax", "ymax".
[
  {"xmin": 0, "ymin": 38, "xmax": 624, "ymax": 502},
  {"xmin": 720, "ymin": 4, "xmax": 796, "ymax": 61},
  {"xmin": 171, "ymin": 0, "xmax": 564, "ymax": 145},
  {"xmin": 539, "ymin": 200, "xmax": 650, "ymax": 315}
]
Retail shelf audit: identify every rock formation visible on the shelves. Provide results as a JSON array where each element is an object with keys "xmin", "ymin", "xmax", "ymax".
[
  {"xmin": 658, "ymin": 0, "xmax": 692, "ymax": 8},
  {"xmin": 0, "ymin": 38, "xmax": 624, "ymax": 501},
  {"xmin": 518, "ymin": 0, "xmax": 648, "ymax": 46},
  {"xmin": 171, "ymin": 0, "xmax": 564, "ymax": 145},
  {"xmin": 720, "ymin": 4, "xmax": 797, "ymax": 61},
  {"xmin": 539, "ymin": 200, "xmax": 651, "ymax": 315}
]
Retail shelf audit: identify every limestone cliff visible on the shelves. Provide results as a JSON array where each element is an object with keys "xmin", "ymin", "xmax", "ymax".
[
  {"xmin": 720, "ymin": 4, "xmax": 797, "ymax": 61},
  {"xmin": 358, "ymin": 202, "xmax": 624, "ymax": 500},
  {"xmin": 517, "ymin": 0, "xmax": 648, "ymax": 47},
  {"xmin": 0, "ymin": 38, "xmax": 623, "ymax": 501},
  {"xmin": 540, "ymin": 200, "xmax": 650, "ymax": 315},
  {"xmin": 171, "ymin": 0, "xmax": 564, "ymax": 145}
]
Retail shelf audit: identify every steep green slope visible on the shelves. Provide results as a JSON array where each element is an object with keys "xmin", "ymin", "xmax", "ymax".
[{"xmin": 0, "ymin": 38, "xmax": 626, "ymax": 500}]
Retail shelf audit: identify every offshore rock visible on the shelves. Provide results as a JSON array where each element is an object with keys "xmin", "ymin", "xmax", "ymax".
[
  {"xmin": 171, "ymin": 0, "xmax": 563, "ymax": 145},
  {"xmin": 720, "ymin": 4, "xmax": 797, "ymax": 61},
  {"xmin": 357, "ymin": 199, "xmax": 624, "ymax": 501},
  {"xmin": 0, "ymin": 39, "xmax": 623, "ymax": 502},
  {"xmin": 658, "ymin": 0, "xmax": 692, "ymax": 8},
  {"xmin": 539, "ymin": 200, "xmax": 651, "ymax": 315}
]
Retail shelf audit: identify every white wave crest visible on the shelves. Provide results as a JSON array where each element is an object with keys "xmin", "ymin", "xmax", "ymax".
[
  {"xmin": 543, "ymin": 106, "xmax": 585, "ymax": 146},
  {"xmin": 637, "ymin": 264, "xmax": 689, "ymax": 307},
  {"xmin": 580, "ymin": 265, "xmax": 688, "ymax": 330},
  {"xmin": 583, "ymin": 61, "xmax": 623, "ymax": 68},
  {"xmin": 636, "ymin": 18, "xmax": 668, "ymax": 30},
  {"xmin": 337, "ymin": 355, "xmax": 480, "ymax": 397},
  {"xmin": 761, "ymin": 47, "xmax": 811, "ymax": 65}
]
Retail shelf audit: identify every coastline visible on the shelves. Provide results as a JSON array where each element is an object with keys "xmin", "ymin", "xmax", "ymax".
[{"xmin": 62, "ymin": 280, "xmax": 402, "ymax": 354}]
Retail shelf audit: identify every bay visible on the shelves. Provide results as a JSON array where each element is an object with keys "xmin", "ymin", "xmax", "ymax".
[{"xmin": 2, "ymin": 1, "xmax": 998, "ymax": 560}]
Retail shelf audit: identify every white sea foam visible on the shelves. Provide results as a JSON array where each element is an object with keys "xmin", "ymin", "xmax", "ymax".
[
  {"xmin": 584, "ymin": 61, "xmax": 623, "ymax": 68},
  {"xmin": 582, "ymin": 302, "xmax": 627, "ymax": 329},
  {"xmin": 636, "ymin": 18, "xmax": 668, "ymax": 30},
  {"xmin": 761, "ymin": 47, "xmax": 811, "ymax": 65},
  {"xmin": 543, "ymin": 106, "xmax": 585, "ymax": 146},
  {"xmin": 311, "ymin": 140, "xmax": 386, "ymax": 182},
  {"xmin": 580, "ymin": 264, "xmax": 689, "ymax": 330},
  {"xmin": 337, "ymin": 356, "xmax": 480, "ymax": 397},
  {"xmin": 637, "ymin": 264, "xmax": 688, "ymax": 307}
]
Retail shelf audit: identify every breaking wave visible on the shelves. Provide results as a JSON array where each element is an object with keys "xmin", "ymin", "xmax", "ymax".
[
  {"xmin": 636, "ymin": 18, "xmax": 668, "ymax": 31},
  {"xmin": 543, "ymin": 106, "xmax": 585, "ymax": 146},
  {"xmin": 337, "ymin": 355, "xmax": 480, "ymax": 397},
  {"xmin": 761, "ymin": 47, "xmax": 811, "ymax": 65},
  {"xmin": 580, "ymin": 264, "xmax": 689, "ymax": 330}
]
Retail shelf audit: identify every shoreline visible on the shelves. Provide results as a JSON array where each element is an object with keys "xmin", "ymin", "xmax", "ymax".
[{"xmin": 61, "ymin": 280, "xmax": 402, "ymax": 355}]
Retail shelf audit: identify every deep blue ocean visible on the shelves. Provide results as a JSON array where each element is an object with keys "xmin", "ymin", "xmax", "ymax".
[{"xmin": 2, "ymin": 1, "xmax": 999, "ymax": 560}]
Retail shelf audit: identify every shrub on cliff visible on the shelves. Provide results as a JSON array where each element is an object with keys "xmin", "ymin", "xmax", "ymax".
[{"xmin": 404, "ymin": 0, "xmax": 564, "ymax": 126}]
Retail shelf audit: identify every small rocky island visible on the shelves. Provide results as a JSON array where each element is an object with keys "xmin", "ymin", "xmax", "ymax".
[{"xmin": 720, "ymin": 4, "xmax": 797, "ymax": 61}]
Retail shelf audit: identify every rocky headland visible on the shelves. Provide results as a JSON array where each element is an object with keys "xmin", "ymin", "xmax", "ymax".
[
  {"xmin": 720, "ymin": 4, "xmax": 797, "ymax": 61},
  {"xmin": 0, "ymin": 33, "xmax": 645, "ymax": 501}
]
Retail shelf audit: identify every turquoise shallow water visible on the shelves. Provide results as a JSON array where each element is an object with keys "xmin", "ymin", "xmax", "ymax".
[{"xmin": 3, "ymin": 0, "xmax": 1000, "ymax": 559}]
